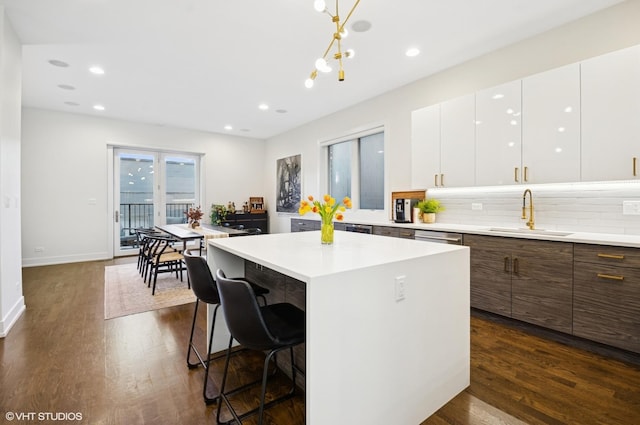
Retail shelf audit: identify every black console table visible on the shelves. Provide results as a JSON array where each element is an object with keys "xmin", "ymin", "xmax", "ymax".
[{"xmin": 222, "ymin": 212, "xmax": 268, "ymax": 233}]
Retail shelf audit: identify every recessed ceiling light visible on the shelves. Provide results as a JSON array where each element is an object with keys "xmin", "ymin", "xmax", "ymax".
[
  {"xmin": 58, "ymin": 84, "xmax": 75, "ymax": 90},
  {"xmin": 64, "ymin": 101, "xmax": 79, "ymax": 106},
  {"xmin": 89, "ymin": 66, "xmax": 105, "ymax": 75},
  {"xmin": 351, "ymin": 20, "xmax": 372, "ymax": 32},
  {"xmin": 405, "ymin": 48, "xmax": 420, "ymax": 57},
  {"xmin": 240, "ymin": 129, "xmax": 251, "ymax": 132},
  {"xmin": 48, "ymin": 59, "xmax": 69, "ymax": 67},
  {"xmin": 258, "ymin": 103, "xmax": 269, "ymax": 111},
  {"xmin": 275, "ymin": 109, "xmax": 288, "ymax": 114},
  {"xmin": 93, "ymin": 104, "xmax": 105, "ymax": 111},
  {"xmin": 224, "ymin": 125, "xmax": 233, "ymax": 130}
]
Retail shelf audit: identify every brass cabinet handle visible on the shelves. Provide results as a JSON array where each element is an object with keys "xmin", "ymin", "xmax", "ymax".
[
  {"xmin": 597, "ymin": 253, "xmax": 625, "ymax": 260},
  {"xmin": 440, "ymin": 174, "xmax": 444, "ymax": 187},
  {"xmin": 597, "ymin": 273, "xmax": 624, "ymax": 281},
  {"xmin": 634, "ymin": 157, "xmax": 637, "ymax": 177},
  {"xmin": 514, "ymin": 167, "xmax": 519, "ymax": 183},
  {"xmin": 434, "ymin": 174, "xmax": 439, "ymax": 187},
  {"xmin": 504, "ymin": 256, "xmax": 510, "ymax": 273},
  {"xmin": 524, "ymin": 166, "xmax": 529, "ymax": 182},
  {"xmin": 513, "ymin": 257, "xmax": 519, "ymax": 275}
]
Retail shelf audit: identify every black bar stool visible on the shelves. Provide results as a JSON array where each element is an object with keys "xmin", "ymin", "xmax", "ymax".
[
  {"xmin": 182, "ymin": 250, "xmax": 269, "ymax": 404},
  {"xmin": 215, "ymin": 269, "xmax": 305, "ymax": 425}
]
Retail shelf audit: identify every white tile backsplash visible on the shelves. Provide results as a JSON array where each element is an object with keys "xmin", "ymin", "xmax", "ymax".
[{"xmin": 427, "ymin": 181, "xmax": 640, "ymax": 235}]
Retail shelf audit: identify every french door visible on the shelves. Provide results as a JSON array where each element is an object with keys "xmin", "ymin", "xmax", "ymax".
[{"xmin": 113, "ymin": 148, "xmax": 201, "ymax": 256}]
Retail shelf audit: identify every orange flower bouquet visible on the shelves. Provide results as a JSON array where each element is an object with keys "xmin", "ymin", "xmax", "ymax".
[{"xmin": 299, "ymin": 194, "xmax": 352, "ymax": 244}]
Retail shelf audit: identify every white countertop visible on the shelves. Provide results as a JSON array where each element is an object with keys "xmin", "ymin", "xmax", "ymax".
[
  {"xmin": 406, "ymin": 222, "xmax": 640, "ymax": 247},
  {"xmin": 294, "ymin": 216, "xmax": 640, "ymax": 248},
  {"xmin": 208, "ymin": 230, "xmax": 467, "ymax": 281}
]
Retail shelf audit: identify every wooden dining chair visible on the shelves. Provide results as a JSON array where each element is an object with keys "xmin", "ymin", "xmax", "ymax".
[{"xmin": 144, "ymin": 235, "xmax": 187, "ymax": 295}]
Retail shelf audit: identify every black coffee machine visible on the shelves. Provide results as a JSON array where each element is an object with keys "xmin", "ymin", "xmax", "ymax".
[{"xmin": 394, "ymin": 198, "xmax": 418, "ymax": 223}]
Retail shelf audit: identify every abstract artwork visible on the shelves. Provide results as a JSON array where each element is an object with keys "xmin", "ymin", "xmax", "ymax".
[{"xmin": 276, "ymin": 154, "xmax": 302, "ymax": 213}]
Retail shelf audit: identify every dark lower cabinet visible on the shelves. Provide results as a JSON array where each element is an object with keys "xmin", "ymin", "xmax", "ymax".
[
  {"xmin": 290, "ymin": 218, "xmax": 320, "ymax": 232},
  {"xmin": 465, "ymin": 234, "xmax": 573, "ymax": 333},
  {"xmin": 372, "ymin": 225, "xmax": 398, "ymax": 237},
  {"xmin": 465, "ymin": 235, "xmax": 513, "ymax": 317},
  {"xmin": 573, "ymin": 244, "xmax": 640, "ymax": 353}
]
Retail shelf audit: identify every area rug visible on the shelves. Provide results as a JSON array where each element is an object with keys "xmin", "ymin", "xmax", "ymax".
[{"xmin": 104, "ymin": 262, "xmax": 195, "ymax": 320}]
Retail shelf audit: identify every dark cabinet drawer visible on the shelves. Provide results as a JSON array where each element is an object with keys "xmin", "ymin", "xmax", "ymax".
[
  {"xmin": 574, "ymin": 244, "xmax": 640, "ymax": 268},
  {"xmin": 574, "ymin": 261, "xmax": 640, "ymax": 353},
  {"xmin": 372, "ymin": 226, "xmax": 398, "ymax": 237}
]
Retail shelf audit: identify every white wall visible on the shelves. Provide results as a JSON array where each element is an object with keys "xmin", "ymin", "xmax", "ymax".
[
  {"xmin": 21, "ymin": 108, "xmax": 266, "ymax": 266},
  {"xmin": 265, "ymin": 0, "xmax": 640, "ymax": 234},
  {"xmin": 0, "ymin": 8, "xmax": 25, "ymax": 336}
]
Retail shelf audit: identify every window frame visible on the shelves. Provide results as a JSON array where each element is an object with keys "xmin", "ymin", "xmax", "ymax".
[{"xmin": 319, "ymin": 125, "xmax": 386, "ymax": 211}]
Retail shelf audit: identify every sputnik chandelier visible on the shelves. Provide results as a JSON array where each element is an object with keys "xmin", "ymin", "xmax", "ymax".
[{"xmin": 305, "ymin": 0, "xmax": 361, "ymax": 88}]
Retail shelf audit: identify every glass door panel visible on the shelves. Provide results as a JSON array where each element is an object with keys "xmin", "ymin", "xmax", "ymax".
[
  {"xmin": 163, "ymin": 155, "xmax": 198, "ymax": 225},
  {"xmin": 114, "ymin": 150, "xmax": 157, "ymax": 255}
]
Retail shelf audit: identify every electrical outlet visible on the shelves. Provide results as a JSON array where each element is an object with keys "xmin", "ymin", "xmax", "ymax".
[
  {"xmin": 34, "ymin": 246, "xmax": 44, "ymax": 253},
  {"xmin": 622, "ymin": 200, "xmax": 640, "ymax": 215},
  {"xmin": 395, "ymin": 276, "xmax": 406, "ymax": 301},
  {"xmin": 472, "ymin": 203, "xmax": 483, "ymax": 211}
]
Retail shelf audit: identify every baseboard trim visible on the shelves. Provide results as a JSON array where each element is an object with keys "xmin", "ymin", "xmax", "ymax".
[
  {"xmin": 0, "ymin": 296, "xmax": 26, "ymax": 337},
  {"xmin": 22, "ymin": 252, "xmax": 110, "ymax": 268}
]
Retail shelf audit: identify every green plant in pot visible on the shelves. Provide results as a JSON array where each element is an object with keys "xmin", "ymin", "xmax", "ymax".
[
  {"xmin": 416, "ymin": 198, "xmax": 444, "ymax": 223},
  {"xmin": 210, "ymin": 204, "xmax": 228, "ymax": 225}
]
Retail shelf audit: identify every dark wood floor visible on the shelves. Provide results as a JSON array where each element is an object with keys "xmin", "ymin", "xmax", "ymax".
[{"xmin": 1, "ymin": 258, "xmax": 639, "ymax": 424}]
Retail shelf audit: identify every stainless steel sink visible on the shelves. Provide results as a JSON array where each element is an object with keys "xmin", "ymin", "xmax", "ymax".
[{"xmin": 487, "ymin": 227, "xmax": 574, "ymax": 237}]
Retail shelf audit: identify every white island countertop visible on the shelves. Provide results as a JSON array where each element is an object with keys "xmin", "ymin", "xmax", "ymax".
[{"xmin": 208, "ymin": 229, "xmax": 465, "ymax": 282}]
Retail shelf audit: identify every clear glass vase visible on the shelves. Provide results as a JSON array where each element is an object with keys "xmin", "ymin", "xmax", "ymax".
[{"xmin": 321, "ymin": 221, "xmax": 334, "ymax": 244}]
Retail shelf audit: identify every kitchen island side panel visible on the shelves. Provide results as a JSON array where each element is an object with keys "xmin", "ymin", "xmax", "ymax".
[{"xmin": 305, "ymin": 248, "xmax": 470, "ymax": 424}]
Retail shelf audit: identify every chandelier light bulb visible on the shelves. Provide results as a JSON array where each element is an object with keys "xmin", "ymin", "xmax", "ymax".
[
  {"xmin": 345, "ymin": 48, "xmax": 355, "ymax": 58},
  {"xmin": 314, "ymin": 0, "xmax": 326, "ymax": 12},
  {"xmin": 315, "ymin": 58, "xmax": 332, "ymax": 73},
  {"xmin": 305, "ymin": 78, "xmax": 315, "ymax": 88},
  {"xmin": 340, "ymin": 28, "xmax": 349, "ymax": 38}
]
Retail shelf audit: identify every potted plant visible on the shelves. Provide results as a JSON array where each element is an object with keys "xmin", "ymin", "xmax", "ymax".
[
  {"xmin": 210, "ymin": 204, "xmax": 228, "ymax": 226},
  {"xmin": 185, "ymin": 206, "xmax": 204, "ymax": 228},
  {"xmin": 416, "ymin": 198, "xmax": 444, "ymax": 223}
]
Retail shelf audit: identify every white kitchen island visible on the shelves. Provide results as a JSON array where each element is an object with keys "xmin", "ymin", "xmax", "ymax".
[{"xmin": 207, "ymin": 230, "xmax": 470, "ymax": 424}]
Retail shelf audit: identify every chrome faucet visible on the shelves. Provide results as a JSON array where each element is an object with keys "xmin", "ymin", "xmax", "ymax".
[{"xmin": 522, "ymin": 189, "xmax": 535, "ymax": 230}]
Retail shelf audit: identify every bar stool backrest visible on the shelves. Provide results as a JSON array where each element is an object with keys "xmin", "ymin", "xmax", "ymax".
[
  {"xmin": 215, "ymin": 269, "xmax": 276, "ymax": 351},
  {"xmin": 183, "ymin": 250, "xmax": 220, "ymax": 305}
]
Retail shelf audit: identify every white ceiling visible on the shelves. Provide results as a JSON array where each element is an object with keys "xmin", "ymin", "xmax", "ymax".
[{"xmin": 0, "ymin": 0, "xmax": 623, "ymax": 139}]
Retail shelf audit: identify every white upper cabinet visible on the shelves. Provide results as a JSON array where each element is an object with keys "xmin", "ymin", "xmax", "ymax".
[
  {"xmin": 411, "ymin": 95, "xmax": 475, "ymax": 188},
  {"xmin": 581, "ymin": 44, "xmax": 640, "ymax": 181},
  {"xmin": 522, "ymin": 63, "xmax": 581, "ymax": 183},
  {"xmin": 440, "ymin": 94, "xmax": 476, "ymax": 187},
  {"xmin": 475, "ymin": 80, "xmax": 522, "ymax": 186},
  {"xmin": 411, "ymin": 104, "xmax": 440, "ymax": 188}
]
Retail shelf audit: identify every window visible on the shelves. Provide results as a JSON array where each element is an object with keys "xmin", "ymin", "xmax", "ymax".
[{"xmin": 327, "ymin": 129, "xmax": 384, "ymax": 210}]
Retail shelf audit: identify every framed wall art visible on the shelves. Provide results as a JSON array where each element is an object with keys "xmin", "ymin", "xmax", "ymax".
[{"xmin": 276, "ymin": 154, "xmax": 301, "ymax": 213}]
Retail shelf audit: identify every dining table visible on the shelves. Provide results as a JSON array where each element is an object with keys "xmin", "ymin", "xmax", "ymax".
[{"xmin": 156, "ymin": 223, "xmax": 230, "ymax": 254}]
